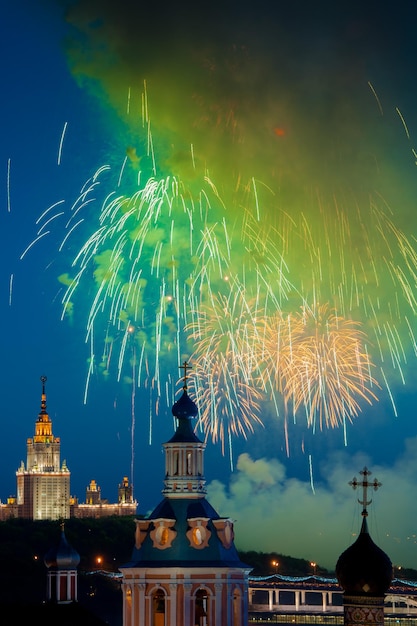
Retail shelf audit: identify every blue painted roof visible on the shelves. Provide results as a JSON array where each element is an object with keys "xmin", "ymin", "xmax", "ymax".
[{"xmin": 121, "ymin": 497, "xmax": 249, "ymax": 570}]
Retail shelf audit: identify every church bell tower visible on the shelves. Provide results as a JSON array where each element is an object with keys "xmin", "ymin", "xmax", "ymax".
[{"xmin": 120, "ymin": 362, "xmax": 251, "ymax": 626}]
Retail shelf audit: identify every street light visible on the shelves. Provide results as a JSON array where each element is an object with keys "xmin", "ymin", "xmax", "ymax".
[
  {"xmin": 310, "ymin": 561, "xmax": 317, "ymax": 576},
  {"xmin": 272, "ymin": 560, "xmax": 279, "ymax": 574}
]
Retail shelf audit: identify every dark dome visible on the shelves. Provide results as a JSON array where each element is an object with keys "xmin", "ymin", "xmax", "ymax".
[
  {"xmin": 336, "ymin": 517, "xmax": 392, "ymax": 596},
  {"xmin": 44, "ymin": 527, "xmax": 80, "ymax": 570},
  {"xmin": 172, "ymin": 389, "xmax": 198, "ymax": 419},
  {"xmin": 168, "ymin": 389, "xmax": 201, "ymax": 443}
]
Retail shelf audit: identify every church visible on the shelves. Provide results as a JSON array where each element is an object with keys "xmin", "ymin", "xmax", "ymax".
[{"xmin": 119, "ymin": 362, "xmax": 252, "ymax": 626}]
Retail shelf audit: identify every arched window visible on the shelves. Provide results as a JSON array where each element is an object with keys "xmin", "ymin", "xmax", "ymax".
[
  {"xmin": 152, "ymin": 588, "xmax": 165, "ymax": 626},
  {"xmin": 195, "ymin": 588, "xmax": 209, "ymax": 626},
  {"xmin": 186, "ymin": 451, "xmax": 192, "ymax": 475},
  {"xmin": 173, "ymin": 451, "xmax": 179, "ymax": 475}
]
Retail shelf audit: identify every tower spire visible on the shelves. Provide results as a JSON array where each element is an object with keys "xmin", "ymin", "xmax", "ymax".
[{"xmin": 40, "ymin": 375, "xmax": 47, "ymax": 415}]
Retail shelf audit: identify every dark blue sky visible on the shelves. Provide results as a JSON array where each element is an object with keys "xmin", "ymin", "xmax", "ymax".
[{"xmin": 2, "ymin": 0, "xmax": 417, "ymax": 570}]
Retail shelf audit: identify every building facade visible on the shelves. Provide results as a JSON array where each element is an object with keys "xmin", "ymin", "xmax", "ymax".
[
  {"xmin": 0, "ymin": 376, "xmax": 137, "ymax": 521},
  {"xmin": 120, "ymin": 367, "xmax": 251, "ymax": 626},
  {"xmin": 70, "ymin": 477, "xmax": 137, "ymax": 519},
  {"xmin": 16, "ymin": 375, "xmax": 70, "ymax": 520}
]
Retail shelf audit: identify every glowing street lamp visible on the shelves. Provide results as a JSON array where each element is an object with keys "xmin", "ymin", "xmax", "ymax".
[
  {"xmin": 310, "ymin": 561, "xmax": 317, "ymax": 576},
  {"xmin": 272, "ymin": 560, "xmax": 279, "ymax": 574}
]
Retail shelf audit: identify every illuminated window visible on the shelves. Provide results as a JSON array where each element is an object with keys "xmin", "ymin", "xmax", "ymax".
[
  {"xmin": 150, "ymin": 518, "xmax": 176, "ymax": 550},
  {"xmin": 186, "ymin": 518, "xmax": 211, "ymax": 549}
]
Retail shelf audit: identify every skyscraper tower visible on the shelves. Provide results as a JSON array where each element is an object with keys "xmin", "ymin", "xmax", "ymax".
[
  {"xmin": 16, "ymin": 376, "xmax": 70, "ymax": 520},
  {"xmin": 120, "ymin": 362, "xmax": 251, "ymax": 626}
]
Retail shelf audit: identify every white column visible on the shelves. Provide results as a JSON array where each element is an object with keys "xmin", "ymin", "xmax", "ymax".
[
  {"xmin": 241, "ymin": 581, "xmax": 249, "ymax": 626},
  {"xmin": 46, "ymin": 572, "xmax": 52, "ymax": 601},
  {"xmin": 322, "ymin": 591, "xmax": 327, "ymax": 611},
  {"xmin": 136, "ymin": 583, "xmax": 146, "ymax": 626},
  {"xmin": 66, "ymin": 572, "xmax": 72, "ymax": 601},
  {"xmin": 184, "ymin": 583, "xmax": 192, "ymax": 625},
  {"xmin": 215, "ymin": 583, "xmax": 223, "ymax": 625},
  {"xmin": 295, "ymin": 591, "xmax": 300, "ymax": 611},
  {"xmin": 248, "ymin": 588, "xmax": 254, "ymax": 607},
  {"xmin": 268, "ymin": 589, "xmax": 274, "ymax": 610},
  {"xmin": 169, "ymin": 583, "xmax": 177, "ymax": 624},
  {"xmin": 145, "ymin": 591, "xmax": 151, "ymax": 626},
  {"xmin": 57, "ymin": 572, "xmax": 62, "ymax": 602},
  {"xmin": 122, "ymin": 584, "xmax": 132, "ymax": 626}
]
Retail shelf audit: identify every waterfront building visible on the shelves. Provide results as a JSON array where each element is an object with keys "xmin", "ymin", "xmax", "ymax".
[{"xmin": 120, "ymin": 363, "xmax": 252, "ymax": 626}]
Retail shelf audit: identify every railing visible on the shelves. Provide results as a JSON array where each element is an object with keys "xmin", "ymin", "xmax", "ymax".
[{"xmin": 248, "ymin": 575, "xmax": 417, "ymax": 616}]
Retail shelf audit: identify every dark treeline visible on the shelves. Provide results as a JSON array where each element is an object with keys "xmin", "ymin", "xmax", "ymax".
[{"xmin": 0, "ymin": 516, "xmax": 416, "ymax": 610}]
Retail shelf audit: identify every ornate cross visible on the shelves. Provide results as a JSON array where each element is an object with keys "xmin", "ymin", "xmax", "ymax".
[
  {"xmin": 179, "ymin": 361, "xmax": 191, "ymax": 390},
  {"xmin": 349, "ymin": 466, "xmax": 381, "ymax": 517}
]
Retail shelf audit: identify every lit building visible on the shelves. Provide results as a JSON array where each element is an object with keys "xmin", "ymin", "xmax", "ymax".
[
  {"xmin": 71, "ymin": 477, "xmax": 137, "ymax": 519},
  {"xmin": 16, "ymin": 375, "xmax": 70, "ymax": 520},
  {"xmin": 120, "ymin": 364, "xmax": 251, "ymax": 626},
  {"xmin": 0, "ymin": 376, "xmax": 137, "ymax": 521},
  {"xmin": 86, "ymin": 479, "xmax": 103, "ymax": 505}
]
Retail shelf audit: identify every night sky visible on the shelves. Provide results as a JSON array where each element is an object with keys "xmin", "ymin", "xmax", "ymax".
[{"xmin": 2, "ymin": 0, "xmax": 417, "ymax": 571}]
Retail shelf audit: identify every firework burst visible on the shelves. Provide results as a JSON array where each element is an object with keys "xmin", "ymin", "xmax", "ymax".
[{"xmin": 186, "ymin": 290, "xmax": 265, "ymax": 454}]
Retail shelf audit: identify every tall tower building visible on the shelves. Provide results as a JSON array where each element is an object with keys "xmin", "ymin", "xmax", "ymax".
[
  {"xmin": 16, "ymin": 376, "xmax": 70, "ymax": 520},
  {"xmin": 120, "ymin": 363, "xmax": 251, "ymax": 626}
]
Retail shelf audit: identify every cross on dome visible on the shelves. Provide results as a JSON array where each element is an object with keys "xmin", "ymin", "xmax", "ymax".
[
  {"xmin": 349, "ymin": 466, "xmax": 382, "ymax": 517},
  {"xmin": 179, "ymin": 360, "xmax": 191, "ymax": 391}
]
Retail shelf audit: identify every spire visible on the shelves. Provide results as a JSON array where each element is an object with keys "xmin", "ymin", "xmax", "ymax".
[
  {"xmin": 40, "ymin": 375, "xmax": 48, "ymax": 416},
  {"xmin": 34, "ymin": 374, "xmax": 54, "ymax": 442}
]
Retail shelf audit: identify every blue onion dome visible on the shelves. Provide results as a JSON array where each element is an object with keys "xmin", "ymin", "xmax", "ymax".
[
  {"xmin": 336, "ymin": 516, "xmax": 393, "ymax": 596},
  {"xmin": 44, "ymin": 524, "xmax": 80, "ymax": 570},
  {"xmin": 168, "ymin": 389, "xmax": 201, "ymax": 443},
  {"xmin": 172, "ymin": 388, "xmax": 198, "ymax": 419}
]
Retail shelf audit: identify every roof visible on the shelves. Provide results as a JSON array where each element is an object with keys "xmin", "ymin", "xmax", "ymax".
[
  {"xmin": 336, "ymin": 516, "xmax": 393, "ymax": 596},
  {"xmin": 121, "ymin": 497, "xmax": 250, "ymax": 570}
]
